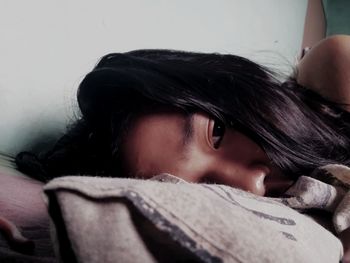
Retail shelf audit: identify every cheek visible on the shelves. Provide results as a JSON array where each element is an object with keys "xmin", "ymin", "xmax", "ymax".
[{"xmin": 220, "ymin": 130, "xmax": 267, "ymax": 164}]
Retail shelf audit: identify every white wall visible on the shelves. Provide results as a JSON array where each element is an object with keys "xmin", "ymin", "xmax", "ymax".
[{"xmin": 0, "ymin": 0, "xmax": 308, "ymax": 155}]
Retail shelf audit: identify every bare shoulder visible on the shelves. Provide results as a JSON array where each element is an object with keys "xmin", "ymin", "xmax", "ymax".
[{"xmin": 297, "ymin": 35, "xmax": 350, "ymax": 109}]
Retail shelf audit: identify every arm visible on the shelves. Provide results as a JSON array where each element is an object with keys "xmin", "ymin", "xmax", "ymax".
[
  {"xmin": 297, "ymin": 35, "xmax": 350, "ymax": 260},
  {"xmin": 297, "ymin": 35, "xmax": 350, "ymax": 110}
]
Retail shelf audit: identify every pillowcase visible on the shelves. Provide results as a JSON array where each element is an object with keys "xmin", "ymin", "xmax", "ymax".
[{"xmin": 44, "ymin": 174, "xmax": 343, "ymax": 263}]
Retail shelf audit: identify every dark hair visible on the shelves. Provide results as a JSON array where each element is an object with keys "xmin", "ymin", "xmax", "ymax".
[{"xmin": 16, "ymin": 49, "xmax": 350, "ymax": 181}]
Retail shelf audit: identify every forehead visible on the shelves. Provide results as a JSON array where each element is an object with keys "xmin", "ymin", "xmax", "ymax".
[{"xmin": 121, "ymin": 110, "xmax": 190, "ymax": 178}]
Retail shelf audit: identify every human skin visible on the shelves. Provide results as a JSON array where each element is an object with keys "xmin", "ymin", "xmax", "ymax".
[
  {"xmin": 297, "ymin": 35, "xmax": 350, "ymax": 110},
  {"xmin": 1, "ymin": 35, "xmax": 350, "ymax": 260},
  {"xmin": 120, "ymin": 34, "xmax": 350, "ymax": 260},
  {"xmin": 121, "ymin": 110, "xmax": 293, "ymax": 197},
  {"xmin": 297, "ymin": 34, "xmax": 350, "ymax": 263}
]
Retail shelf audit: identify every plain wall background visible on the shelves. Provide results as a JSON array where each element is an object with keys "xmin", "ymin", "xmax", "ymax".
[{"xmin": 0, "ymin": 0, "xmax": 308, "ymax": 155}]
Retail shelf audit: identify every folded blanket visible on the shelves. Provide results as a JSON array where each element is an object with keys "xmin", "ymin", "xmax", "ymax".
[{"xmin": 43, "ymin": 167, "xmax": 347, "ymax": 263}]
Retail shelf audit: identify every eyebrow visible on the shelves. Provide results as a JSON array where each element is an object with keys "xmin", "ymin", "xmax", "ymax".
[{"xmin": 182, "ymin": 113, "xmax": 195, "ymax": 147}]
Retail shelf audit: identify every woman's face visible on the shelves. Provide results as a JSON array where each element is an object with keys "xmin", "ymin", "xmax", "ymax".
[{"xmin": 121, "ymin": 110, "xmax": 293, "ymax": 197}]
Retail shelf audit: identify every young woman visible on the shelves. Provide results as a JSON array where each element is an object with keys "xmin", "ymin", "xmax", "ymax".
[
  {"xmin": 16, "ymin": 36, "xmax": 350, "ymax": 194},
  {"xmin": 8, "ymin": 35, "xmax": 350, "ymax": 260}
]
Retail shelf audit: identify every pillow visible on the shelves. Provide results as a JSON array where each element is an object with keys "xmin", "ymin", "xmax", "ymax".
[{"xmin": 44, "ymin": 174, "xmax": 343, "ymax": 263}]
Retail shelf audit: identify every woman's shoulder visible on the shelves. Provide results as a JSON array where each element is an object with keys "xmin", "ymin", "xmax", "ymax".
[{"xmin": 297, "ymin": 35, "xmax": 350, "ymax": 110}]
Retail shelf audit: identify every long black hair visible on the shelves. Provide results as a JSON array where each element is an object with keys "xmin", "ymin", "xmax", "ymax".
[{"xmin": 16, "ymin": 49, "xmax": 350, "ymax": 181}]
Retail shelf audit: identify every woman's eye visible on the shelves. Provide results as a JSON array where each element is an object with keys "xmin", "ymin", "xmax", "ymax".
[{"xmin": 212, "ymin": 119, "xmax": 225, "ymax": 149}]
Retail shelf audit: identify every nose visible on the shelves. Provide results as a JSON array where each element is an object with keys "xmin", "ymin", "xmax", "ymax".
[
  {"xmin": 198, "ymin": 164, "xmax": 270, "ymax": 196},
  {"xmin": 229, "ymin": 164, "xmax": 294, "ymax": 197},
  {"xmin": 242, "ymin": 164, "xmax": 270, "ymax": 196}
]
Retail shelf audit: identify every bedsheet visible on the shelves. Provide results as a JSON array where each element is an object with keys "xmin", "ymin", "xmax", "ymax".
[{"xmin": 0, "ymin": 154, "xmax": 56, "ymax": 262}]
